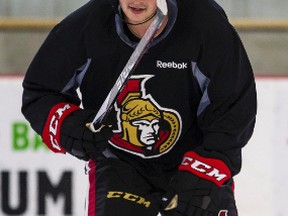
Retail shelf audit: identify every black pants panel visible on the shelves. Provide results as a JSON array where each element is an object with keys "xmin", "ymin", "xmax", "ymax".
[{"xmin": 86, "ymin": 157, "xmax": 164, "ymax": 216}]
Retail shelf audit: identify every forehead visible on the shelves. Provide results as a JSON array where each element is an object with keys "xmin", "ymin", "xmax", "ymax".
[{"xmin": 119, "ymin": 0, "xmax": 157, "ymax": 4}]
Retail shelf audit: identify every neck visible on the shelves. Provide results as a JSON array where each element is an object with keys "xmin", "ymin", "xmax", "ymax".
[{"xmin": 127, "ymin": 15, "xmax": 168, "ymax": 39}]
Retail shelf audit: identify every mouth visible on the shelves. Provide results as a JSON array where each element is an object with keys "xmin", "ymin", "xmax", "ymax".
[
  {"xmin": 128, "ymin": 5, "xmax": 146, "ymax": 13},
  {"xmin": 142, "ymin": 135, "xmax": 156, "ymax": 142}
]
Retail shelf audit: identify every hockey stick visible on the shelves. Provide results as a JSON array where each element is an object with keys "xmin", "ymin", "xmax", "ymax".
[{"xmin": 87, "ymin": 0, "xmax": 168, "ymax": 132}]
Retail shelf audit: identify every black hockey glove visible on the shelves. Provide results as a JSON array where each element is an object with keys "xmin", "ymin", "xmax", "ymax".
[
  {"xmin": 42, "ymin": 103, "xmax": 113, "ymax": 161},
  {"xmin": 60, "ymin": 109, "xmax": 113, "ymax": 160},
  {"xmin": 161, "ymin": 151, "xmax": 238, "ymax": 216}
]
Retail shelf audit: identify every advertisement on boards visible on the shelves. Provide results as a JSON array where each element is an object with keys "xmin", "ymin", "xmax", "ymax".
[
  {"xmin": 0, "ymin": 76, "xmax": 288, "ymax": 216},
  {"xmin": 0, "ymin": 76, "xmax": 88, "ymax": 216}
]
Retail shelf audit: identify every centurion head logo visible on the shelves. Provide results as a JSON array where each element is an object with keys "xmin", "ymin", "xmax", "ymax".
[
  {"xmin": 218, "ymin": 210, "xmax": 228, "ymax": 216},
  {"xmin": 109, "ymin": 75, "xmax": 182, "ymax": 159}
]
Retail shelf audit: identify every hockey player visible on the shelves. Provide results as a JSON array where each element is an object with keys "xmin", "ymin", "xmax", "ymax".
[{"xmin": 21, "ymin": 0, "xmax": 257, "ymax": 215}]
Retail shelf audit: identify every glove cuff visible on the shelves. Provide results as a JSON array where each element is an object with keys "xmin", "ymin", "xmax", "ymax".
[
  {"xmin": 42, "ymin": 103, "xmax": 80, "ymax": 153},
  {"xmin": 179, "ymin": 151, "xmax": 231, "ymax": 186}
]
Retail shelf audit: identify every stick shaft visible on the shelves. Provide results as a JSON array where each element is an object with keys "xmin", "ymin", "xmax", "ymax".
[{"xmin": 88, "ymin": 1, "xmax": 167, "ymax": 132}]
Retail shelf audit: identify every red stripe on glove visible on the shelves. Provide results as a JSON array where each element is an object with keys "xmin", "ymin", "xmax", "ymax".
[
  {"xmin": 42, "ymin": 103, "xmax": 79, "ymax": 153},
  {"xmin": 179, "ymin": 151, "xmax": 231, "ymax": 187}
]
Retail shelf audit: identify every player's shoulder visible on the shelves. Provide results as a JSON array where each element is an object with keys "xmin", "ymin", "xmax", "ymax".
[
  {"xmin": 73, "ymin": 0, "xmax": 113, "ymax": 19},
  {"xmin": 177, "ymin": 0, "xmax": 230, "ymax": 29},
  {"xmin": 189, "ymin": 0, "xmax": 237, "ymax": 41},
  {"xmin": 53, "ymin": 0, "xmax": 113, "ymax": 34},
  {"xmin": 66, "ymin": 0, "xmax": 111, "ymax": 21},
  {"xmin": 177, "ymin": 0, "xmax": 241, "ymax": 59}
]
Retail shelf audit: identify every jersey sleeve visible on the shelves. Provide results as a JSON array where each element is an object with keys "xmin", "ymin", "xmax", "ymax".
[
  {"xmin": 194, "ymin": 22, "xmax": 257, "ymax": 176},
  {"xmin": 21, "ymin": 17, "xmax": 87, "ymax": 135}
]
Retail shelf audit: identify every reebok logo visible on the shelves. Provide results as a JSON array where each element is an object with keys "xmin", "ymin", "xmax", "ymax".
[{"xmin": 157, "ymin": 60, "xmax": 188, "ymax": 69}]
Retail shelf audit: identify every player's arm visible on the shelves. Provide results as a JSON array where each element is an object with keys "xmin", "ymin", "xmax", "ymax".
[
  {"xmin": 161, "ymin": 16, "xmax": 257, "ymax": 215},
  {"xmin": 22, "ymin": 17, "xmax": 111, "ymax": 160}
]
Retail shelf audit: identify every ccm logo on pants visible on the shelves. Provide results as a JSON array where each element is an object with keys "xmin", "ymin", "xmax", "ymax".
[{"xmin": 107, "ymin": 191, "xmax": 151, "ymax": 208}]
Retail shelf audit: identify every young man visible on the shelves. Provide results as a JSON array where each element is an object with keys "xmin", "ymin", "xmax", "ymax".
[{"xmin": 22, "ymin": 0, "xmax": 257, "ymax": 215}]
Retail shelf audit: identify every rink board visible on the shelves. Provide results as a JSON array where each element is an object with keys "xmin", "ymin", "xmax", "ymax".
[{"xmin": 0, "ymin": 75, "xmax": 287, "ymax": 216}]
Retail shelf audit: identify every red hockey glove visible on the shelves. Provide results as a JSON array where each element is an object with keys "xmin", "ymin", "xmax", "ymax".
[
  {"xmin": 161, "ymin": 151, "xmax": 238, "ymax": 216},
  {"xmin": 42, "ymin": 103, "xmax": 112, "ymax": 160}
]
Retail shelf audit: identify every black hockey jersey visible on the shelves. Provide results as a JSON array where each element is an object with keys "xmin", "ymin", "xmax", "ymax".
[{"xmin": 22, "ymin": 0, "xmax": 256, "ymax": 176}]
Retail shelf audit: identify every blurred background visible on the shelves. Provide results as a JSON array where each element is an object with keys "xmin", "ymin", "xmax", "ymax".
[
  {"xmin": 0, "ymin": 1, "xmax": 288, "ymax": 216},
  {"xmin": 0, "ymin": 0, "xmax": 288, "ymax": 75}
]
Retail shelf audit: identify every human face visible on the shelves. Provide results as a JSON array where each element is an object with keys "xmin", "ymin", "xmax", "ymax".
[
  {"xmin": 132, "ymin": 119, "xmax": 160, "ymax": 146},
  {"xmin": 119, "ymin": 0, "xmax": 157, "ymax": 25}
]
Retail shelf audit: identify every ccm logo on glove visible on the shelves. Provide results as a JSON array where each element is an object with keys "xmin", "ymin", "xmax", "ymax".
[
  {"xmin": 179, "ymin": 151, "xmax": 231, "ymax": 186},
  {"xmin": 42, "ymin": 103, "xmax": 79, "ymax": 153}
]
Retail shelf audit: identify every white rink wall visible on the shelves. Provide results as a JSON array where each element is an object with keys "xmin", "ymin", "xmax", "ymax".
[
  {"xmin": 0, "ymin": 75, "xmax": 287, "ymax": 216},
  {"xmin": 234, "ymin": 76, "xmax": 288, "ymax": 216}
]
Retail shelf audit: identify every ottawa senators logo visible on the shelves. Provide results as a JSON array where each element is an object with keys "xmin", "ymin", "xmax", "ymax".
[
  {"xmin": 109, "ymin": 75, "xmax": 182, "ymax": 158},
  {"xmin": 218, "ymin": 210, "xmax": 228, "ymax": 216}
]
